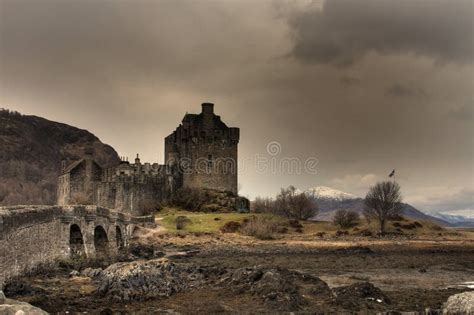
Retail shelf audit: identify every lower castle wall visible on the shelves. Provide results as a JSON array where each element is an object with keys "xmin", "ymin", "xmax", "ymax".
[{"xmin": 97, "ymin": 179, "xmax": 167, "ymax": 216}]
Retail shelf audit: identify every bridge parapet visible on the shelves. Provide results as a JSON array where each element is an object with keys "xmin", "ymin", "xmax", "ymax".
[{"xmin": 0, "ymin": 206, "xmax": 63, "ymax": 236}]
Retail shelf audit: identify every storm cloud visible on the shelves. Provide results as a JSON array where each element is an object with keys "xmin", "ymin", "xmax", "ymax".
[
  {"xmin": 0, "ymin": 0, "xmax": 473, "ymax": 215},
  {"xmin": 386, "ymin": 83, "xmax": 426, "ymax": 98},
  {"xmin": 289, "ymin": 0, "xmax": 473, "ymax": 66}
]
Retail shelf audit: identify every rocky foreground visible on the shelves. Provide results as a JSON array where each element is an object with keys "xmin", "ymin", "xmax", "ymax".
[
  {"xmin": 0, "ymin": 290, "xmax": 48, "ymax": 315},
  {"xmin": 95, "ymin": 258, "xmax": 335, "ymax": 310},
  {"xmin": 2, "ymin": 240, "xmax": 474, "ymax": 314}
]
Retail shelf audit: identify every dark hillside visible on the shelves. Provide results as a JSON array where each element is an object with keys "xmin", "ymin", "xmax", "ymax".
[{"xmin": 0, "ymin": 109, "xmax": 120, "ymax": 205}]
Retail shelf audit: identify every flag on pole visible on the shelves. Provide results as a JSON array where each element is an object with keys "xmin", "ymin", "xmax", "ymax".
[{"xmin": 389, "ymin": 169, "xmax": 395, "ymax": 178}]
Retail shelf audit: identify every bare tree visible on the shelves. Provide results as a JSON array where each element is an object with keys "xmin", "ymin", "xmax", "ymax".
[
  {"xmin": 274, "ymin": 186, "xmax": 318, "ymax": 220},
  {"xmin": 364, "ymin": 181, "xmax": 402, "ymax": 235},
  {"xmin": 251, "ymin": 196, "xmax": 274, "ymax": 213},
  {"xmin": 292, "ymin": 192, "xmax": 319, "ymax": 220}
]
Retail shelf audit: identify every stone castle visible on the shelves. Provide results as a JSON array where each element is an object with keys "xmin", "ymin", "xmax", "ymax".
[{"xmin": 57, "ymin": 103, "xmax": 244, "ymax": 215}]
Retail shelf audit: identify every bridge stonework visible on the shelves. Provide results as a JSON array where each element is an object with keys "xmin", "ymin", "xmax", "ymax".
[{"xmin": 0, "ymin": 205, "xmax": 153, "ymax": 287}]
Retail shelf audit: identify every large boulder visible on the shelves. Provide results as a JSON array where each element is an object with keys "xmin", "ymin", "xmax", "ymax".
[
  {"xmin": 96, "ymin": 259, "xmax": 225, "ymax": 301},
  {"xmin": 443, "ymin": 291, "xmax": 474, "ymax": 314},
  {"xmin": 0, "ymin": 291, "xmax": 48, "ymax": 315},
  {"xmin": 223, "ymin": 266, "xmax": 332, "ymax": 310},
  {"xmin": 333, "ymin": 282, "xmax": 390, "ymax": 310}
]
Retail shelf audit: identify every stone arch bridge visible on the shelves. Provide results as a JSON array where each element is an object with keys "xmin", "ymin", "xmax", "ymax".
[{"xmin": 0, "ymin": 205, "xmax": 154, "ymax": 287}]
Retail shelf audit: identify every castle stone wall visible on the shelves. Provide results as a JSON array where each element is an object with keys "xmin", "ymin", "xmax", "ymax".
[{"xmin": 182, "ymin": 142, "xmax": 238, "ymax": 194}]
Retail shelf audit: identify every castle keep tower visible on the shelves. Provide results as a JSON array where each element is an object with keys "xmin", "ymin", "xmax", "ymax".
[{"xmin": 165, "ymin": 103, "xmax": 240, "ymax": 194}]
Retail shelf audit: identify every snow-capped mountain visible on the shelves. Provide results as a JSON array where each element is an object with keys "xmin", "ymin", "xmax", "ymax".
[
  {"xmin": 306, "ymin": 186, "xmax": 358, "ymax": 201},
  {"xmin": 432, "ymin": 211, "xmax": 474, "ymax": 228}
]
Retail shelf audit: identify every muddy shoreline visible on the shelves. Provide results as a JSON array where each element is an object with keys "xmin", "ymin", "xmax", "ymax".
[{"xmin": 4, "ymin": 241, "xmax": 474, "ymax": 314}]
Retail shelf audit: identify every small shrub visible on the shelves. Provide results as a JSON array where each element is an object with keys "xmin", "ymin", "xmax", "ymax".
[
  {"xmin": 389, "ymin": 214, "xmax": 405, "ymax": 221},
  {"xmin": 333, "ymin": 210, "xmax": 360, "ymax": 229},
  {"xmin": 240, "ymin": 216, "xmax": 278, "ymax": 240},
  {"xmin": 175, "ymin": 216, "xmax": 191, "ymax": 230},
  {"xmin": 400, "ymin": 222, "xmax": 417, "ymax": 230},
  {"xmin": 288, "ymin": 219, "xmax": 303, "ymax": 229},
  {"xmin": 214, "ymin": 217, "xmax": 221, "ymax": 221},
  {"xmin": 357, "ymin": 229, "xmax": 373, "ymax": 237},
  {"xmin": 200, "ymin": 203, "xmax": 222, "ymax": 212},
  {"xmin": 392, "ymin": 222, "xmax": 401, "ymax": 228},
  {"xmin": 316, "ymin": 232, "xmax": 326, "ymax": 238},
  {"xmin": 414, "ymin": 221, "xmax": 423, "ymax": 228},
  {"xmin": 335, "ymin": 230, "xmax": 349, "ymax": 237},
  {"xmin": 295, "ymin": 227, "xmax": 303, "ymax": 233},
  {"xmin": 276, "ymin": 226, "xmax": 288, "ymax": 234},
  {"xmin": 142, "ymin": 200, "xmax": 162, "ymax": 215},
  {"xmin": 220, "ymin": 221, "xmax": 241, "ymax": 233}
]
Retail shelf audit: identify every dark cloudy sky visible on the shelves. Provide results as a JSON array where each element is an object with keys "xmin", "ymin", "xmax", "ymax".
[{"xmin": 1, "ymin": 0, "xmax": 473, "ymax": 215}]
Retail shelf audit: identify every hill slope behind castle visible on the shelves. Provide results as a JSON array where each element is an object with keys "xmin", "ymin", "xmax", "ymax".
[{"xmin": 0, "ymin": 109, "xmax": 120, "ymax": 205}]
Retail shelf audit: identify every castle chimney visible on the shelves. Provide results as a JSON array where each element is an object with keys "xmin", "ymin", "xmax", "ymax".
[
  {"xmin": 202, "ymin": 102, "xmax": 214, "ymax": 115},
  {"xmin": 84, "ymin": 147, "xmax": 93, "ymax": 159},
  {"xmin": 202, "ymin": 102, "xmax": 214, "ymax": 129},
  {"xmin": 135, "ymin": 153, "xmax": 141, "ymax": 164}
]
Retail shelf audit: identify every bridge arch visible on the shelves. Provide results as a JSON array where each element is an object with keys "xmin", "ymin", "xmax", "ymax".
[
  {"xmin": 94, "ymin": 225, "xmax": 109, "ymax": 258},
  {"xmin": 69, "ymin": 224, "xmax": 85, "ymax": 257}
]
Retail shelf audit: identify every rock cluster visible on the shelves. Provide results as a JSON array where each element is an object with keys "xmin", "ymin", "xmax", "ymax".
[
  {"xmin": 80, "ymin": 267, "xmax": 102, "ymax": 278},
  {"xmin": 222, "ymin": 266, "xmax": 332, "ymax": 310},
  {"xmin": 95, "ymin": 259, "xmax": 333, "ymax": 310},
  {"xmin": 443, "ymin": 291, "xmax": 474, "ymax": 314},
  {"xmin": 333, "ymin": 282, "xmax": 390, "ymax": 309},
  {"xmin": 0, "ymin": 290, "xmax": 48, "ymax": 315}
]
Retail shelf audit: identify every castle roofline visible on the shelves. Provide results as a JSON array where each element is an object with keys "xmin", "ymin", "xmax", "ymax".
[{"xmin": 61, "ymin": 158, "xmax": 102, "ymax": 175}]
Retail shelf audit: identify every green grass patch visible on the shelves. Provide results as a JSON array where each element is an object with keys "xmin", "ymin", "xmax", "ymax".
[
  {"xmin": 156, "ymin": 207, "xmax": 256, "ymax": 233},
  {"xmin": 155, "ymin": 208, "xmax": 445, "ymax": 237}
]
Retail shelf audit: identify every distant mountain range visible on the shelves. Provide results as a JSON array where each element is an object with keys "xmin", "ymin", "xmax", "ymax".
[
  {"xmin": 431, "ymin": 212, "xmax": 474, "ymax": 228},
  {"xmin": 307, "ymin": 186, "xmax": 453, "ymax": 227}
]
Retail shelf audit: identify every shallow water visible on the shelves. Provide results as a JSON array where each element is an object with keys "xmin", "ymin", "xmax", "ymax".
[{"xmin": 457, "ymin": 281, "xmax": 474, "ymax": 289}]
